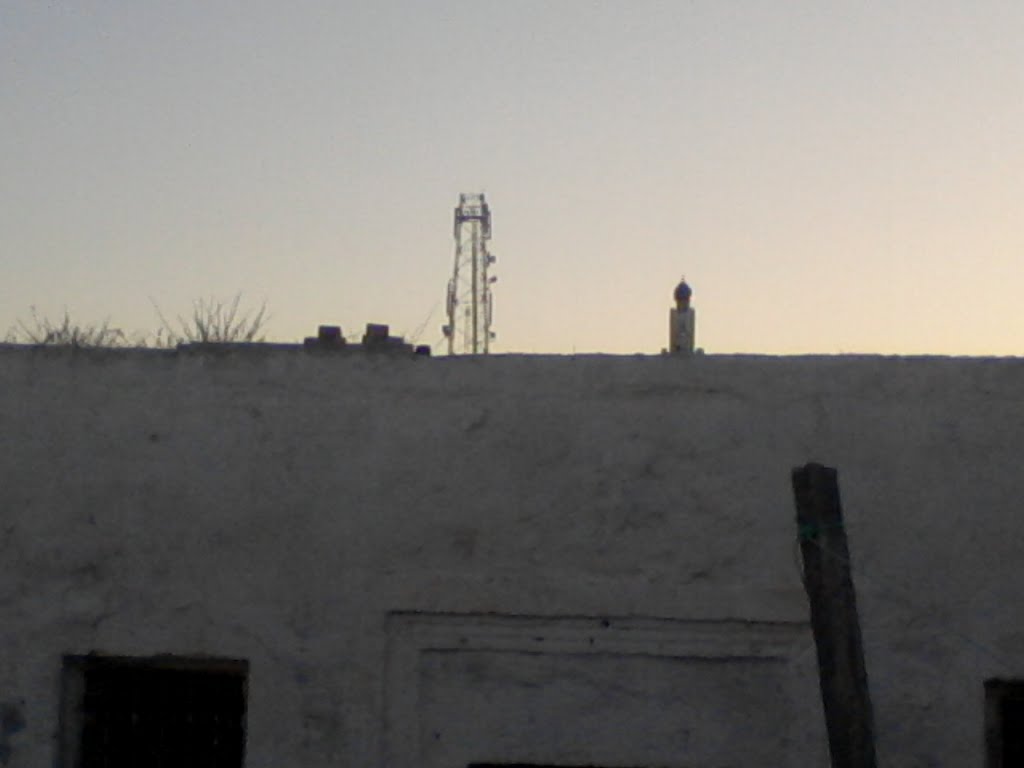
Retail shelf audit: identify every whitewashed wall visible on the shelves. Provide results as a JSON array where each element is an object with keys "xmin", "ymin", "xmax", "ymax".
[{"xmin": 1, "ymin": 346, "xmax": 1022, "ymax": 767}]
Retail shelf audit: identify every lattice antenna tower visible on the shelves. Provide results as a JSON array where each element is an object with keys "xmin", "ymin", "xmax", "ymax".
[{"xmin": 443, "ymin": 193, "xmax": 496, "ymax": 354}]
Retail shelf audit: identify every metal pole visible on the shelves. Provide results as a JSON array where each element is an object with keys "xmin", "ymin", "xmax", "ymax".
[{"xmin": 792, "ymin": 462, "xmax": 878, "ymax": 768}]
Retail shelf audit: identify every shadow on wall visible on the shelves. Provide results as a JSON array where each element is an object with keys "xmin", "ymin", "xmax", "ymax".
[{"xmin": 0, "ymin": 701, "xmax": 26, "ymax": 766}]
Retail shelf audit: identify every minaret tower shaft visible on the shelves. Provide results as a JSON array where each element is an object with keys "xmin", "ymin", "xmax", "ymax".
[{"xmin": 670, "ymin": 277, "xmax": 696, "ymax": 354}]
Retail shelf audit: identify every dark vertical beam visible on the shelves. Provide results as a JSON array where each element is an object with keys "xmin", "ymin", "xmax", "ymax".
[{"xmin": 792, "ymin": 462, "xmax": 877, "ymax": 768}]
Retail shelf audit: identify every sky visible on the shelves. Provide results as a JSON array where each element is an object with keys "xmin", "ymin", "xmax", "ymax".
[{"xmin": 2, "ymin": 1, "xmax": 1023, "ymax": 355}]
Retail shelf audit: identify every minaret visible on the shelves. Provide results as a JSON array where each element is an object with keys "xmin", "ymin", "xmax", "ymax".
[{"xmin": 669, "ymin": 277, "xmax": 696, "ymax": 354}]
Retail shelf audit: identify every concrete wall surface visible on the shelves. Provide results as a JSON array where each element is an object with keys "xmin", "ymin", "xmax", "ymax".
[{"xmin": 1, "ymin": 345, "xmax": 1023, "ymax": 767}]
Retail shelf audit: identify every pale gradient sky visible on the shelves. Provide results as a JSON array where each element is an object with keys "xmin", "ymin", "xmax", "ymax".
[{"xmin": 3, "ymin": 1, "xmax": 1023, "ymax": 354}]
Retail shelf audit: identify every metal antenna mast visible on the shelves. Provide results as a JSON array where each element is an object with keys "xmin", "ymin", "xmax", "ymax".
[{"xmin": 443, "ymin": 193, "xmax": 496, "ymax": 354}]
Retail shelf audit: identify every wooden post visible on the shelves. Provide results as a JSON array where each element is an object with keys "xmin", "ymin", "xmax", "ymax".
[{"xmin": 792, "ymin": 463, "xmax": 877, "ymax": 768}]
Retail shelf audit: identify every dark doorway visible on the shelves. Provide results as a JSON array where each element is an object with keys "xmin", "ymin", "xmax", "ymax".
[
  {"xmin": 61, "ymin": 655, "xmax": 247, "ymax": 768},
  {"xmin": 986, "ymin": 679, "xmax": 1024, "ymax": 767}
]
